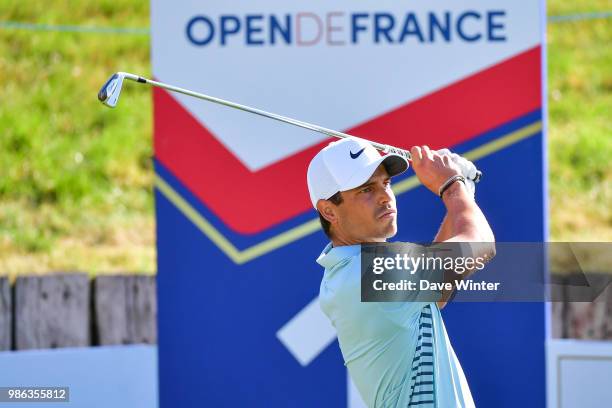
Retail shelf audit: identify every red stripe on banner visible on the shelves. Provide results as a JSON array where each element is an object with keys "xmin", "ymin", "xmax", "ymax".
[{"xmin": 154, "ymin": 46, "xmax": 541, "ymax": 234}]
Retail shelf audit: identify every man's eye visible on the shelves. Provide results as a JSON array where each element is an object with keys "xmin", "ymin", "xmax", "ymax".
[{"xmin": 360, "ymin": 187, "xmax": 372, "ymax": 193}]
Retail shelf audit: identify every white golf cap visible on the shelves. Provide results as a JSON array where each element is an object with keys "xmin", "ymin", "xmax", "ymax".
[{"xmin": 307, "ymin": 137, "xmax": 409, "ymax": 209}]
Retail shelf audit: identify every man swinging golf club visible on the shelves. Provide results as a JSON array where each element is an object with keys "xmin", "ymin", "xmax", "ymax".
[{"xmin": 307, "ymin": 137, "xmax": 495, "ymax": 407}]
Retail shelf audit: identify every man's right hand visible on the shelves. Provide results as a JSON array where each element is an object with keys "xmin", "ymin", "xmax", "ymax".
[{"xmin": 410, "ymin": 145, "xmax": 462, "ymax": 195}]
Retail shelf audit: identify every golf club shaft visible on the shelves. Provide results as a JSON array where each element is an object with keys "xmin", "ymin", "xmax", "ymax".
[
  {"xmin": 125, "ymin": 74, "xmax": 411, "ymax": 158},
  {"xmin": 120, "ymin": 73, "xmax": 481, "ymax": 182}
]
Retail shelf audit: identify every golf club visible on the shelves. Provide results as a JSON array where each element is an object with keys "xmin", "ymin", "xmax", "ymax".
[{"xmin": 98, "ymin": 72, "xmax": 482, "ymax": 182}]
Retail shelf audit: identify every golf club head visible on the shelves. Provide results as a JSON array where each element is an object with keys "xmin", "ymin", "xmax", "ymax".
[{"xmin": 98, "ymin": 73, "xmax": 125, "ymax": 108}]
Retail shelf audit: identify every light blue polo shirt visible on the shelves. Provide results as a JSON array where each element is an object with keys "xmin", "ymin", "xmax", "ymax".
[{"xmin": 317, "ymin": 243, "xmax": 474, "ymax": 408}]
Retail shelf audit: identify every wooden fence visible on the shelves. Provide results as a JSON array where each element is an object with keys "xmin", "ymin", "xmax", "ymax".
[
  {"xmin": 0, "ymin": 272, "xmax": 611, "ymax": 351},
  {"xmin": 551, "ymin": 274, "xmax": 612, "ymax": 339},
  {"xmin": 0, "ymin": 273, "xmax": 156, "ymax": 351}
]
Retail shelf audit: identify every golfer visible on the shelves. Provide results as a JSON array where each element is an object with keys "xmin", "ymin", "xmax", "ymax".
[{"xmin": 307, "ymin": 137, "xmax": 495, "ymax": 407}]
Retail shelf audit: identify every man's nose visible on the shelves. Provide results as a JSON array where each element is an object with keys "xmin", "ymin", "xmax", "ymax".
[{"xmin": 378, "ymin": 185, "xmax": 394, "ymax": 205}]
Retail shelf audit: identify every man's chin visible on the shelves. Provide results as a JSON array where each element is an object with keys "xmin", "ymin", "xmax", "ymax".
[
  {"xmin": 362, "ymin": 218, "xmax": 397, "ymax": 242},
  {"xmin": 385, "ymin": 226, "xmax": 398, "ymax": 239},
  {"xmin": 379, "ymin": 221, "xmax": 398, "ymax": 239}
]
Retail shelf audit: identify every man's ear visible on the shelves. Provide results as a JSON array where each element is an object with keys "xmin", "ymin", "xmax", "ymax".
[{"xmin": 317, "ymin": 200, "xmax": 338, "ymax": 224}]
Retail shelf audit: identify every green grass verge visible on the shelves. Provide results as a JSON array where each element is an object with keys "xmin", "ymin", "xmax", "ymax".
[
  {"xmin": 547, "ymin": 0, "xmax": 611, "ymax": 240},
  {"xmin": 0, "ymin": 1, "xmax": 154, "ymax": 275},
  {"xmin": 0, "ymin": 1, "xmax": 610, "ymax": 276}
]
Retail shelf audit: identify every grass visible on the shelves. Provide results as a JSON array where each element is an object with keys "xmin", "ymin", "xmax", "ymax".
[
  {"xmin": 0, "ymin": 1, "xmax": 610, "ymax": 277},
  {"xmin": 0, "ymin": 1, "xmax": 154, "ymax": 276},
  {"xmin": 547, "ymin": 0, "xmax": 611, "ymax": 241}
]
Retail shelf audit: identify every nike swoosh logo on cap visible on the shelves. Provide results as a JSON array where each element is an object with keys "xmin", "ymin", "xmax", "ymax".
[{"xmin": 350, "ymin": 148, "xmax": 366, "ymax": 159}]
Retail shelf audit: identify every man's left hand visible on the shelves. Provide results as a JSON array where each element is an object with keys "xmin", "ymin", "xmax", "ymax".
[{"xmin": 436, "ymin": 149, "xmax": 477, "ymax": 198}]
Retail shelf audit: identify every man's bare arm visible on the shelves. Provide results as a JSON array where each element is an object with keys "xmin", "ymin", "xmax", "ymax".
[
  {"xmin": 435, "ymin": 182, "xmax": 496, "ymax": 307},
  {"xmin": 409, "ymin": 145, "xmax": 495, "ymax": 308},
  {"xmin": 441, "ymin": 182, "xmax": 494, "ymax": 243},
  {"xmin": 434, "ymin": 214, "xmax": 452, "ymax": 243}
]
